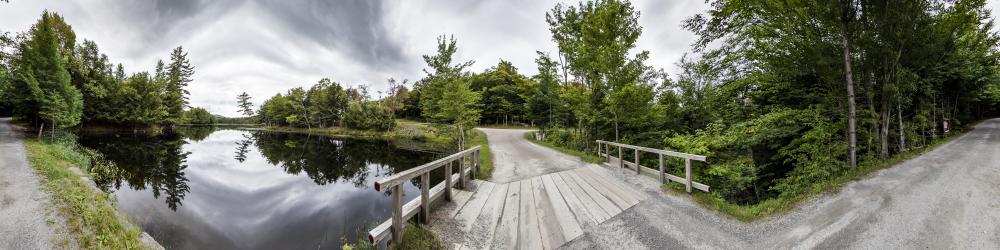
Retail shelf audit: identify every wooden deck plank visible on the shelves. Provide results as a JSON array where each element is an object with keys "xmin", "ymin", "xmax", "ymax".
[
  {"xmin": 576, "ymin": 167, "xmax": 639, "ymax": 207},
  {"xmin": 464, "ymin": 183, "xmax": 508, "ymax": 249},
  {"xmin": 563, "ymin": 171, "xmax": 623, "ymax": 218},
  {"xmin": 549, "ymin": 173, "xmax": 598, "ymax": 225},
  {"xmin": 585, "ymin": 165, "xmax": 647, "ymax": 200},
  {"xmin": 518, "ymin": 179, "xmax": 543, "ymax": 249},
  {"xmin": 448, "ymin": 187, "xmax": 476, "ymax": 218},
  {"xmin": 555, "ymin": 171, "xmax": 612, "ymax": 222},
  {"xmin": 540, "ymin": 175, "xmax": 584, "ymax": 241},
  {"xmin": 491, "ymin": 180, "xmax": 520, "ymax": 249},
  {"xmin": 572, "ymin": 168, "xmax": 632, "ymax": 209},
  {"xmin": 454, "ymin": 182, "xmax": 496, "ymax": 230},
  {"xmin": 531, "ymin": 177, "xmax": 566, "ymax": 249}
]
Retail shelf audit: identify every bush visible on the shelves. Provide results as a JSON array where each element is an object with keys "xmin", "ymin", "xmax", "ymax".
[{"xmin": 344, "ymin": 101, "xmax": 395, "ymax": 131}]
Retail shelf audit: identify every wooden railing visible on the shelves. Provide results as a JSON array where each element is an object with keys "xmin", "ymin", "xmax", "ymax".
[
  {"xmin": 595, "ymin": 140, "xmax": 709, "ymax": 193},
  {"xmin": 368, "ymin": 146, "xmax": 481, "ymax": 246}
]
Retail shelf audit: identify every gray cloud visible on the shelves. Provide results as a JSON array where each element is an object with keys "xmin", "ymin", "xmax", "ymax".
[
  {"xmin": 1, "ymin": 0, "xmax": 725, "ymax": 116},
  {"xmin": 258, "ymin": 0, "xmax": 408, "ymax": 70}
]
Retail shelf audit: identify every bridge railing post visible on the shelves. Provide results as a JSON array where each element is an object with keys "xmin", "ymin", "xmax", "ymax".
[
  {"xmin": 445, "ymin": 162, "xmax": 453, "ymax": 201},
  {"xmin": 391, "ymin": 185, "xmax": 403, "ymax": 245},
  {"xmin": 658, "ymin": 153, "xmax": 665, "ymax": 184},
  {"xmin": 685, "ymin": 158, "xmax": 692, "ymax": 193},
  {"xmin": 618, "ymin": 145, "xmax": 623, "ymax": 168},
  {"xmin": 420, "ymin": 172, "xmax": 430, "ymax": 224},
  {"xmin": 459, "ymin": 157, "xmax": 467, "ymax": 189},
  {"xmin": 473, "ymin": 149, "xmax": 479, "ymax": 179},
  {"xmin": 634, "ymin": 148, "xmax": 640, "ymax": 174}
]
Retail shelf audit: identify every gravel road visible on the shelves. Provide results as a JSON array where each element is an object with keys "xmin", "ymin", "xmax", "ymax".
[
  {"xmin": 480, "ymin": 128, "xmax": 585, "ymax": 183},
  {"xmin": 0, "ymin": 118, "xmax": 71, "ymax": 249},
  {"xmin": 480, "ymin": 119, "xmax": 1000, "ymax": 249}
]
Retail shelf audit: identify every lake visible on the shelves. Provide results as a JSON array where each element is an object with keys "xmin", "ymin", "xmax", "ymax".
[{"xmin": 78, "ymin": 127, "xmax": 439, "ymax": 249}]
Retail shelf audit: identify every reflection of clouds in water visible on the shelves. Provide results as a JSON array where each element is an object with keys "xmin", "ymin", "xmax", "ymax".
[{"xmin": 109, "ymin": 129, "xmax": 431, "ymax": 249}]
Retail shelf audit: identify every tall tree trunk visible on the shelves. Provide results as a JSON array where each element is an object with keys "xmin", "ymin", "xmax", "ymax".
[
  {"xmin": 880, "ymin": 102, "xmax": 890, "ymax": 159},
  {"xmin": 898, "ymin": 102, "xmax": 906, "ymax": 152},
  {"xmin": 866, "ymin": 71, "xmax": 877, "ymax": 154},
  {"xmin": 840, "ymin": 0, "xmax": 858, "ymax": 169},
  {"xmin": 931, "ymin": 94, "xmax": 937, "ymax": 139}
]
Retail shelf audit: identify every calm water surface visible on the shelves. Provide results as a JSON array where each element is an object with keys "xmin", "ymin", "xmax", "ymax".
[{"xmin": 78, "ymin": 128, "xmax": 438, "ymax": 249}]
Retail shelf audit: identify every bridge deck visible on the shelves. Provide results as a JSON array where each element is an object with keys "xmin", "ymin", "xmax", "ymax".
[{"xmin": 436, "ymin": 164, "xmax": 647, "ymax": 249}]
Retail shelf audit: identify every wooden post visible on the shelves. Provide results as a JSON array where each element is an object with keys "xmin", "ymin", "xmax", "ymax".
[
  {"xmin": 658, "ymin": 154, "xmax": 665, "ymax": 184},
  {"xmin": 391, "ymin": 185, "xmax": 403, "ymax": 245},
  {"xmin": 634, "ymin": 149, "xmax": 640, "ymax": 174},
  {"xmin": 420, "ymin": 172, "xmax": 430, "ymax": 224},
  {"xmin": 459, "ymin": 157, "xmax": 467, "ymax": 189},
  {"xmin": 606, "ymin": 143, "xmax": 611, "ymax": 161},
  {"xmin": 445, "ymin": 161, "xmax": 453, "ymax": 201},
  {"xmin": 685, "ymin": 158, "xmax": 692, "ymax": 193},
  {"xmin": 473, "ymin": 150, "xmax": 479, "ymax": 179},
  {"xmin": 618, "ymin": 145, "xmax": 623, "ymax": 168}
]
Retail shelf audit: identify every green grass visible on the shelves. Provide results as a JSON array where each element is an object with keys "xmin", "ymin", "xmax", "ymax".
[
  {"xmin": 341, "ymin": 223, "xmax": 444, "ymax": 250},
  {"xmin": 668, "ymin": 131, "xmax": 966, "ymax": 221},
  {"xmin": 523, "ymin": 132, "xmax": 604, "ymax": 164},
  {"xmin": 24, "ymin": 140, "xmax": 146, "ymax": 249},
  {"xmin": 469, "ymin": 129, "xmax": 494, "ymax": 180}
]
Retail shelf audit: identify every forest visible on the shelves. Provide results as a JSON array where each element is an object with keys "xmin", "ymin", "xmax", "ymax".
[
  {"xmin": 0, "ymin": 11, "xmax": 203, "ymax": 130},
  {"xmin": 358, "ymin": 0, "xmax": 998, "ymax": 206},
  {"xmin": 4, "ymin": 0, "xmax": 1000, "ymax": 208}
]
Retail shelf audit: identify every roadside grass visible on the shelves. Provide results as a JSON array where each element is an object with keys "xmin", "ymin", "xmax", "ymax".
[
  {"xmin": 341, "ymin": 222, "xmax": 443, "ymax": 250},
  {"xmin": 522, "ymin": 132, "xmax": 604, "ymax": 164},
  {"xmin": 669, "ymin": 131, "xmax": 966, "ymax": 221},
  {"xmin": 24, "ymin": 140, "xmax": 146, "ymax": 249},
  {"xmin": 469, "ymin": 129, "xmax": 494, "ymax": 180}
]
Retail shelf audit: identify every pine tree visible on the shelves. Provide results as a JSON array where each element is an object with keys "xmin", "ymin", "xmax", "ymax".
[
  {"xmin": 166, "ymin": 46, "xmax": 194, "ymax": 123},
  {"xmin": 237, "ymin": 92, "xmax": 254, "ymax": 116}
]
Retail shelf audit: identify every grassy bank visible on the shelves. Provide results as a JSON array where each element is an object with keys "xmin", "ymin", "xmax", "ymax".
[
  {"xmin": 673, "ymin": 130, "xmax": 965, "ymax": 221},
  {"xmin": 342, "ymin": 223, "xmax": 444, "ymax": 250},
  {"xmin": 24, "ymin": 140, "xmax": 146, "ymax": 249},
  {"xmin": 523, "ymin": 132, "xmax": 604, "ymax": 164},
  {"xmin": 470, "ymin": 129, "xmax": 494, "ymax": 179}
]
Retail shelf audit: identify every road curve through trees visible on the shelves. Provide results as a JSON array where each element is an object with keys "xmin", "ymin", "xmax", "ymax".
[{"xmin": 478, "ymin": 120, "xmax": 1000, "ymax": 249}]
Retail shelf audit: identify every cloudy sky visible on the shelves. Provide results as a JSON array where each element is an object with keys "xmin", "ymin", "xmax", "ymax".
[{"xmin": 2, "ymin": 1, "xmax": 999, "ymax": 116}]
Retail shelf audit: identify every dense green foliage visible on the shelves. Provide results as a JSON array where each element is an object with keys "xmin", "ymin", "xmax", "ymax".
[
  {"xmin": 0, "ymin": 12, "xmax": 195, "ymax": 129},
  {"xmin": 181, "ymin": 107, "xmax": 215, "ymax": 125},
  {"xmin": 258, "ymin": 78, "xmax": 395, "ymax": 131},
  {"xmin": 661, "ymin": 0, "xmax": 1000, "ymax": 204},
  {"xmin": 404, "ymin": 0, "xmax": 1000, "ymax": 207}
]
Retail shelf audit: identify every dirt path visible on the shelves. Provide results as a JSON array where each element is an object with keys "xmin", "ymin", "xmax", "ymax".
[
  {"xmin": 478, "ymin": 128, "xmax": 584, "ymax": 183},
  {"xmin": 0, "ymin": 118, "xmax": 70, "ymax": 249},
  {"xmin": 480, "ymin": 119, "xmax": 1000, "ymax": 249}
]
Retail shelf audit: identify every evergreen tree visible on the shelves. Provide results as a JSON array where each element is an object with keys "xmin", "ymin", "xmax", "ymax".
[
  {"xmin": 237, "ymin": 92, "xmax": 254, "ymax": 116},
  {"xmin": 166, "ymin": 46, "xmax": 194, "ymax": 123},
  {"xmin": 10, "ymin": 11, "xmax": 83, "ymax": 128}
]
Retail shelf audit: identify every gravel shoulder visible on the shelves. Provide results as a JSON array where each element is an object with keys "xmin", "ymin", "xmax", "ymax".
[
  {"xmin": 482, "ymin": 119, "xmax": 1000, "ymax": 249},
  {"xmin": 0, "ymin": 118, "xmax": 73, "ymax": 249}
]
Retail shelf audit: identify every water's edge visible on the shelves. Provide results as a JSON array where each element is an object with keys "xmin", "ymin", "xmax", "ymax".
[{"xmin": 69, "ymin": 166, "xmax": 165, "ymax": 250}]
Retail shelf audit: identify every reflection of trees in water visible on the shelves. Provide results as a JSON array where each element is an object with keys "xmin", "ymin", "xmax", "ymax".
[
  {"xmin": 79, "ymin": 128, "xmax": 437, "ymax": 211},
  {"xmin": 252, "ymin": 132, "xmax": 436, "ymax": 188},
  {"xmin": 80, "ymin": 132, "xmax": 191, "ymax": 211},
  {"xmin": 175, "ymin": 126, "xmax": 215, "ymax": 142},
  {"xmin": 234, "ymin": 134, "xmax": 254, "ymax": 163}
]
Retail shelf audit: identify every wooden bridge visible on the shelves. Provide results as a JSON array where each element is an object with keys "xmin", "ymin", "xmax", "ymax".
[{"xmin": 369, "ymin": 140, "xmax": 708, "ymax": 249}]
